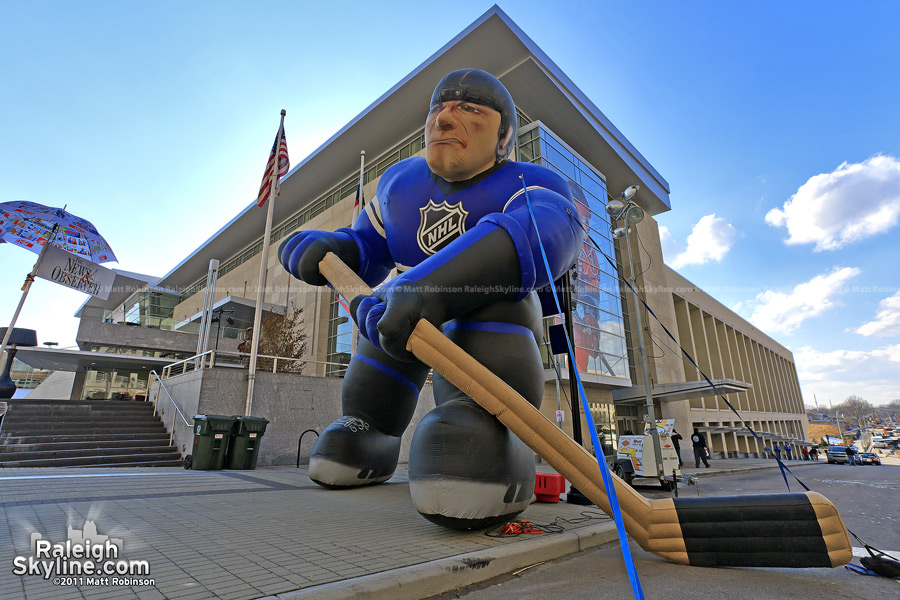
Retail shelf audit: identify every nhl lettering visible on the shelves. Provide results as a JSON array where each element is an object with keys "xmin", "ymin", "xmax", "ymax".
[{"xmin": 417, "ymin": 199, "xmax": 469, "ymax": 255}]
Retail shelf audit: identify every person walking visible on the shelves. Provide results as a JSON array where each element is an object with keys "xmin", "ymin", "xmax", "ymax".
[
  {"xmin": 774, "ymin": 442, "xmax": 782, "ymax": 460},
  {"xmin": 846, "ymin": 445, "xmax": 857, "ymax": 466},
  {"xmin": 671, "ymin": 429, "xmax": 684, "ymax": 468},
  {"xmin": 691, "ymin": 427, "xmax": 710, "ymax": 468}
]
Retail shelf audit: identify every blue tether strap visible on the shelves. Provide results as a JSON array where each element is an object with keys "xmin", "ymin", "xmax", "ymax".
[
  {"xmin": 597, "ymin": 249, "xmax": 807, "ymax": 493},
  {"xmin": 521, "ymin": 177, "xmax": 645, "ymax": 600}
]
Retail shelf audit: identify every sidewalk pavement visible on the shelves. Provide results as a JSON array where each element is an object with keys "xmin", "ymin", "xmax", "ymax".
[{"xmin": 0, "ymin": 457, "xmax": 819, "ymax": 600}]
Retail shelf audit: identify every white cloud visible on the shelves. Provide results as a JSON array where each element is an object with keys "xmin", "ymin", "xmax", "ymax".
[
  {"xmin": 794, "ymin": 344, "xmax": 900, "ymax": 406},
  {"xmin": 667, "ymin": 214, "xmax": 736, "ymax": 269},
  {"xmin": 743, "ymin": 267, "xmax": 860, "ymax": 333},
  {"xmin": 766, "ymin": 154, "xmax": 900, "ymax": 251},
  {"xmin": 657, "ymin": 225, "xmax": 682, "ymax": 264},
  {"xmin": 853, "ymin": 291, "xmax": 900, "ymax": 337}
]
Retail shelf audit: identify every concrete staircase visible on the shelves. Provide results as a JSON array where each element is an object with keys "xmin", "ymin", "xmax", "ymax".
[{"xmin": 0, "ymin": 399, "xmax": 182, "ymax": 467}]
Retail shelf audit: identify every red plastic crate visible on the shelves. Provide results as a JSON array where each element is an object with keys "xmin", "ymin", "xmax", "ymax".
[{"xmin": 534, "ymin": 472, "xmax": 566, "ymax": 503}]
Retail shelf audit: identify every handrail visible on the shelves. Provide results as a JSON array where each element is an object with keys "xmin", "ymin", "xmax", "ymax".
[
  {"xmin": 296, "ymin": 429, "xmax": 319, "ymax": 468},
  {"xmin": 149, "ymin": 369, "xmax": 193, "ymax": 445},
  {"xmin": 162, "ymin": 350, "xmax": 216, "ymax": 378},
  {"xmin": 0, "ymin": 401, "xmax": 8, "ymax": 438},
  {"xmin": 160, "ymin": 349, "xmax": 350, "ymax": 379}
]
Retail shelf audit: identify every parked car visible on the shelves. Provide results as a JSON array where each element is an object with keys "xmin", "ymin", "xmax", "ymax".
[
  {"xmin": 826, "ymin": 445, "xmax": 849, "ymax": 464},
  {"xmin": 857, "ymin": 452, "xmax": 881, "ymax": 465}
]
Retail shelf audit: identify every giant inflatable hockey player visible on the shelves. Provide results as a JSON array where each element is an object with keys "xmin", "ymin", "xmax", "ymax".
[{"xmin": 279, "ymin": 69, "xmax": 582, "ymax": 529}]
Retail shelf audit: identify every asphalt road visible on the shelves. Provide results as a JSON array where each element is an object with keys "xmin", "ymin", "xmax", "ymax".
[{"xmin": 427, "ymin": 463, "xmax": 900, "ymax": 600}]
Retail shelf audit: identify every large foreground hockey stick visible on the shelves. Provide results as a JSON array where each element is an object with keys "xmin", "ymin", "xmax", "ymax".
[{"xmin": 319, "ymin": 253, "xmax": 852, "ymax": 568}]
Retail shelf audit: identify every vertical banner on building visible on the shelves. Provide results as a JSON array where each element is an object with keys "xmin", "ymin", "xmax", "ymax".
[
  {"xmin": 35, "ymin": 244, "xmax": 116, "ymax": 299},
  {"xmin": 569, "ymin": 181, "xmax": 609, "ymax": 375}
]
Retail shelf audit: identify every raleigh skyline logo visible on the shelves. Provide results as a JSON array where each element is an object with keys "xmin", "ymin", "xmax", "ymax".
[{"xmin": 12, "ymin": 520, "xmax": 154, "ymax": 588}]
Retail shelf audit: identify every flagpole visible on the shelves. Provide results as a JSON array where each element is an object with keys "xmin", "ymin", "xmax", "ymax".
[
  {"xmin": 352, "ymin": 150, "xmax": 365, "ymax": 225},
  {"xmin": 349, "ymin": 150, "xmax": 365, "ymax": 354},
  {"xmin": 245, "ymin": 110, "xmax": 286, "ymax": 417},
  {"xmin": 1, "ymin": 224, "xmax": 60, "ymax": 363}
]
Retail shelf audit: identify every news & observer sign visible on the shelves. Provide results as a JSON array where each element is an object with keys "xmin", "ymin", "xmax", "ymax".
[{"xmin": 36, "ymin": 245, "xmax": 115, "ymax": 300}]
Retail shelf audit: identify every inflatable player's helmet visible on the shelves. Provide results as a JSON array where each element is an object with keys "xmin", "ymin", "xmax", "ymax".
[{"xmin": 430, "ymin": 68, "xmax": 517, "ymax": 161}]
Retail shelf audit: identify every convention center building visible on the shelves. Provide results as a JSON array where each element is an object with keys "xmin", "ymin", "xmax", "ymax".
[{"xmin": 17, "ymin": 6, "xmax": 809, "ymax": 463}]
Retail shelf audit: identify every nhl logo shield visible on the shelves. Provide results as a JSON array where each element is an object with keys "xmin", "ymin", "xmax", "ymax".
[{"xmin": 416, "ymin": 199, "xmax": 469, "ymax": 255}]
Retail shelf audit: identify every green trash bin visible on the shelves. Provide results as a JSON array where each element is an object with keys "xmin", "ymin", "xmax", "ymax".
[
  {"xmin": 226, "ymin": 416, "xmax": 270, "ymax": 470},
  {"xmin": 189, "ymin": 415, "xmax": 236, "ymax": 470}
]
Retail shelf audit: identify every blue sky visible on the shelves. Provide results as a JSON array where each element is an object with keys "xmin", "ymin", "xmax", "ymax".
[{"xmin": 2, "ymin": 1, "xmax": 899, "ymax": 406}]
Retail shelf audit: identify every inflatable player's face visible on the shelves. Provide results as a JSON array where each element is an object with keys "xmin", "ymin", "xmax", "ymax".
[{"xmin": 425, "ymin": 100, "xmax": 502, "ymax": 182}]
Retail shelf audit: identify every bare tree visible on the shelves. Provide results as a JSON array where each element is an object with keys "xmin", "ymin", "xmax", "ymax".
[
  {"xmin": 835, "ymin": 395, "xmax": 874, "ymax": 426},
  {"xmin": 237, "ymin": 304, "xmax": 308, "ymax": 372},
  {"xmin": 874, "ymin": 400, "xmax": 900, "ymax": 421}
]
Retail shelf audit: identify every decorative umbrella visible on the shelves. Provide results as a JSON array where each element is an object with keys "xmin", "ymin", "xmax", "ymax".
[
  {"xmin": 0, "ymin": 201, "xmax": 117, "ymax": 359},
  {"xmin": 0, "ymin": 200, "xmax": 117, "ymax": 263}
]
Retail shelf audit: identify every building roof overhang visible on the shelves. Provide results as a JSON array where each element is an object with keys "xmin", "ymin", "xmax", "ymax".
[
  {"xmin": 73, "ymin": 270, "xmax": 176, "ymax": 318},
  {"xmin": 157, "ymin": 5, "xmax": 670, "ymax": 291},
  {"xmin": 174, "ymin": 295, "xmax": 286, "ymax": 332},
  {"xmin": 13, "ymin": 347, "xmax": 176, "ymax": 373},
  {"xmin": 612, "ymin": 378, "xmax": 751, "ymax": 405}
]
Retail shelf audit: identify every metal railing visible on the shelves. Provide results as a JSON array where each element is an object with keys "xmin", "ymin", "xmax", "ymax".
[
  {"xmin": 149, "ymin": 369, "xmax": 193, "ymax": 446},
  {"xmin": 296, "ymin": 429, "xmax": 319, "ymax": 468},
  {"xmin": 160, "ymin": 350, "xmax": 349, "ymax": 379}
]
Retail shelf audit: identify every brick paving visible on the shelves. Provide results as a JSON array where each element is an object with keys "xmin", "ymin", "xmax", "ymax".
[{"xmin": 0, "ymin": 466, "xmax": 616, "ymax": 600}]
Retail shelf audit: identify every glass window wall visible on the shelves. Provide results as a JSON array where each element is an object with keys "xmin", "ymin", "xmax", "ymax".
[
  {"xmin": 81, "ymin": 368, "xmax": 150, "ymax": 401},
  {"xmin": 105, "ymin": 290, "xmax": 180, "ymax": 331},
  {"xmin": 326, "ymin": 295, "xmax": 353, "ymax": 377},
  {"xmin": 517, "ymin": 123, "xmax": 631, "ymax": 381}
]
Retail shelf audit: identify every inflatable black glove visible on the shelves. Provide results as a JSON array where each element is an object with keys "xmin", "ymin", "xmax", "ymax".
[
  {"xmin": 351, "ymin": 226, "xmax": 522, "ymax": 361},
  {"xmin": 279, "ymin": 229, "xmax": 360, "ymax": 287}
]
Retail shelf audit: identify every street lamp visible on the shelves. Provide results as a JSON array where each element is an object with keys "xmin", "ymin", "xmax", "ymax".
[
  {"xmin": 605, "ymin": 185, "xmax": 666, "ymax": 481},
  {"xmin": 211, "ymin": 308, "xmax": 235, "ymax": 355}
]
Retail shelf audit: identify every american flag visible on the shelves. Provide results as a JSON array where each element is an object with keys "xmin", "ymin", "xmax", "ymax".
[{"xmin": 256, "ymin": 127, "xmax": 290, "ymax": 207}]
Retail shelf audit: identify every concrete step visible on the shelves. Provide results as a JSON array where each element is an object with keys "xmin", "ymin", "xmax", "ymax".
[
  {"xmin": 73, "ymin": 459, "xmax": 185, "ymax": 468},
  {"xmin": 0, "ymin": 450, "xmax": 183, "ymax": 468},
  {"xmin": 5, "ymin": 399, "xmax": 155, "ymax": 409},
  {"xmin": 0, "ymin": 399, "xmax": 183, "ymax": 468},
  {"xmin": 5, "ymin": 404, "xmax": 155, "ymax": 416},
  {"xmin": 2, "ymin": 424, "xmax": 167, "ymax": 436},
  {"xmin": 0, "ymin": 432, "xmax": 170, "ymax": 445},
  {"xmin": 4, "ymin": 409, "xmax": 156, "ymax": 420},
  {"xmin": 4, "ymin": 398, "xmax": 151, "ymax": 406},
  {"xmin": 0, "ymin": 438, "xmax": 175, "ymax": 454},
  {"xmin": 0, "ymin": 444, "xmax": 179, "ymax": 462},
  {"xmin": 4, "ymin": 414, "xmax": 160, "ymax": 423},
  {"xmin": 3, "ymin": 416, "xmax": 162, "ymax": 432}
]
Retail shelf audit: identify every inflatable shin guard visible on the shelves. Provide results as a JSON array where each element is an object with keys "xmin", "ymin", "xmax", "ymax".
[{"xmin": 409, "ymin": 399, "xmax": 535, "ymax": 530}]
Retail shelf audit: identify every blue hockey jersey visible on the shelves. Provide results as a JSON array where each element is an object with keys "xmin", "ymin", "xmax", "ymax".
[{"xmin": 339, "ymin": 157, "xmax": 582, "ymax": 305}]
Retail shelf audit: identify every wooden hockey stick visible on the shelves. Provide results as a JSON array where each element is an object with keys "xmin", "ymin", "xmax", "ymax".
[{"xmin": 319, "ymin": 253, "xmax": 851, "ymax": 568}]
